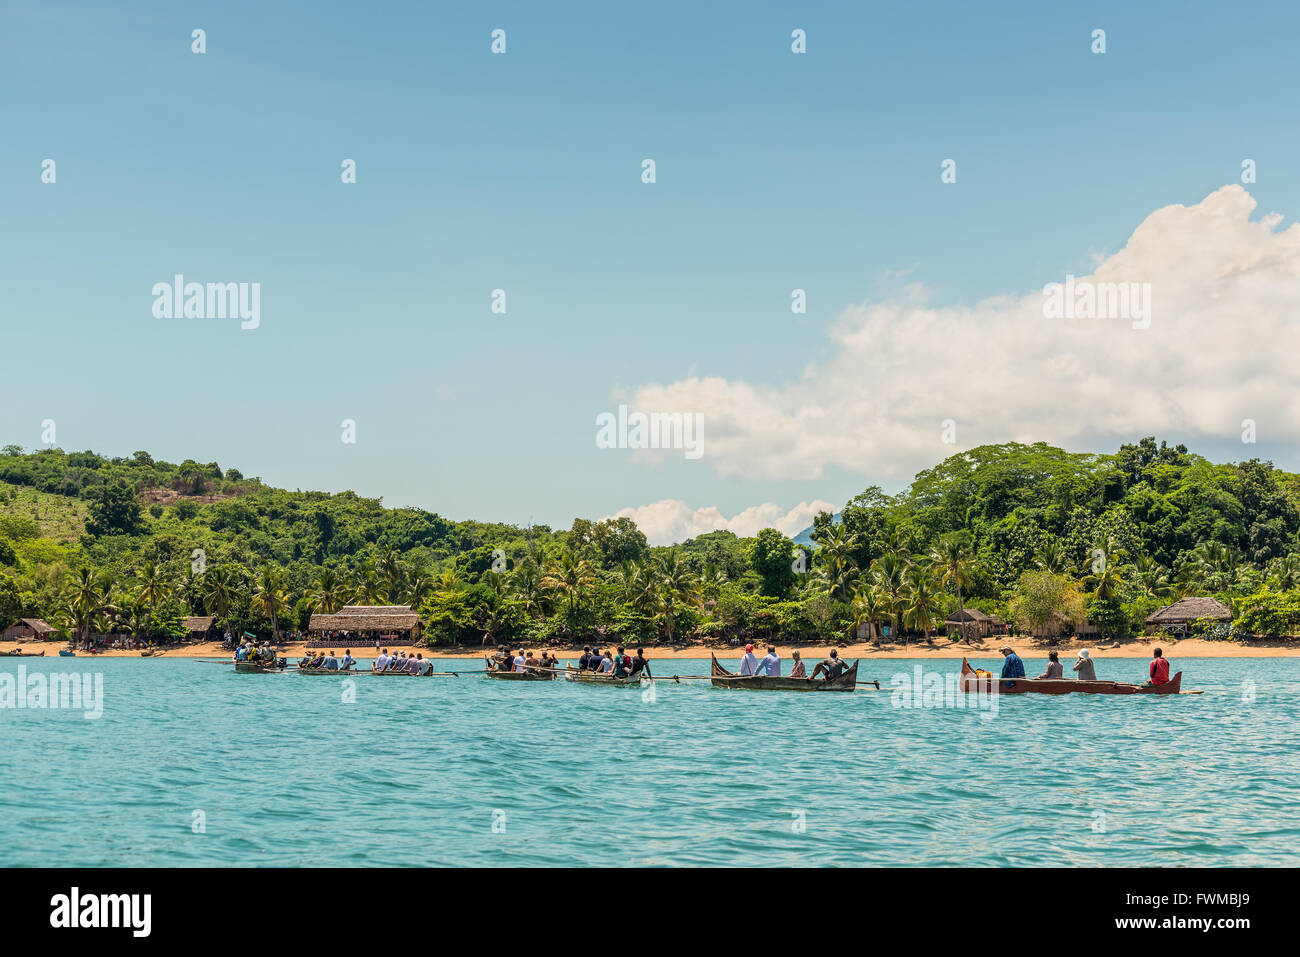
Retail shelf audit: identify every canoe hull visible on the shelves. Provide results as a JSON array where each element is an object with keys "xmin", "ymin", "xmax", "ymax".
[
  {"xmin": 959, "ymin": 658, "xmax": 1182, "ymax": 695},
  {"xmin": 710, "ymin": 655, "xmax": 858, "ymax": 691},
  {"xmin": 3, "ymin": 651, "xmax": 45, "ymax": 657},
  {"xmin": 297, "ymin": 666, "xmax": 359, "ymax": 675},
  {"xmin": 564, "ymin": 664, "xmax": 643, "ymax": 686},
  {"xmin": 234, "ymin": 661, "xmax": 281, "ymax": 673}
]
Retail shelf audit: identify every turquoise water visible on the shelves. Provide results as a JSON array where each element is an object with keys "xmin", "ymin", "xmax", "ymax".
[{"xmin": 1, "ymin": 656, "xmax": 1296, "ymax": 866}]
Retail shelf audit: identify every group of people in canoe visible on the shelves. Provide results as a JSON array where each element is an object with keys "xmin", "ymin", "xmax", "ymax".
[
  {"xmin": 576, "ymin": 645, "xmax": 653, "ymax": 679},
  {"xmin": 297, "ymin": 649, "xmax": 358, "ymax": 671},
  {"xmin": 373, "ymin": 648, "xmax": 434, "ymax": 674},
  {"xmin": 997, "ymin": 645, "xmax": 1176, "ymax": 687},
  {"xmin": 488, "ymin": 647, "xmax": 563, "ymax": 675},
  {"xmin": 233, "ymin": 640, "xmax": 285, "ymax": 668},
  {"xmin": 735, "ymin": 643, "xmax": 851, "ymax": 680}
]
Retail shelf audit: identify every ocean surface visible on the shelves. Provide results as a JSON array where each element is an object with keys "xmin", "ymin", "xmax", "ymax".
[{"xmin": 1, "ymin": 655, "xmax": 1297, "ymax": 867}]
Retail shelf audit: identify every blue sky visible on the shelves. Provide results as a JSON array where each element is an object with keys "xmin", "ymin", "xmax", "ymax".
[{"xmin": 4, "ymin": 1, "xmax": 1300, "ymax": 542}]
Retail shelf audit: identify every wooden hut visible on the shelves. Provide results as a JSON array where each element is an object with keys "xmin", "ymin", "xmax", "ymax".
[
  {"xmin": 1145, "ymin": 597, "xmax": 1232, "ymax": 637},
  {"xmin": 308, "ymin": 605, "xmax": 423, "ymax": 647},
  {"xmin": 2, "ymin": 618, "xmax": 56, "ymax": 642},
  {"xmin": 182, "ymin": 616, "xmax": 217, "ymax": 641},
  {"xmin": 944, "ymin": 607, "xmax": 995, "ymax": 639}
]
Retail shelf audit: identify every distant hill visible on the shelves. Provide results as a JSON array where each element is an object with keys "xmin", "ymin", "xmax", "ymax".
[{"xmin": 792, "ymin": 512, "xmax": 841, "ymax": 547}]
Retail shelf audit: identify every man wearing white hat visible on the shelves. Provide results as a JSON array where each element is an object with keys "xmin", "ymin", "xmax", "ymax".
[{"xmin": 1073, "ymin": 648, "xmax": 1097, "ymax": 680}]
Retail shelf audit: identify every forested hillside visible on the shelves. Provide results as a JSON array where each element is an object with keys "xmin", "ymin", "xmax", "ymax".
[{"xmin": 2, "ymin": 437, "xmax": 1299, "ymax": 645}]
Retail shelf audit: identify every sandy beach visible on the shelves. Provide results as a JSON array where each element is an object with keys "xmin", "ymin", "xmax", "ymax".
[{"xmin": 5, "ymin": 634, "xmax": 1298, "ymax": 660}]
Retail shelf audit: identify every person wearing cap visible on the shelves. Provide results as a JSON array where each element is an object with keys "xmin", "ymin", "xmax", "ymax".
[
  {"xmin": 999, "ymin": 645, "xmax": 1025, "ymax": 681},
  {"xmin": 789, "ymin": 649, "xmax": 806, "ymax": 678},
  {"xmin": 1072, "ymin": 648, "xmax": 1097, "ymax": 680},
  {"xmin": 811, "ymin": 648, "xmax": 848, "ymax": 680},
  {"xmin": 1035, "ymin": 650, "xmax": 1063, "ymax": 679},
  {"xmin": 739, "ymin": 643, "xmax": 760, "ymax": 676},
  {"xmin": 756, "ymin": 645, "xmax": 781, "ymax": 677}
]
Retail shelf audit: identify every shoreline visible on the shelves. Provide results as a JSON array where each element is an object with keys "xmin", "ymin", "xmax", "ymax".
[{"xmin": 5, "ymin": 635, "xmax": 1299, "ymax": 660}]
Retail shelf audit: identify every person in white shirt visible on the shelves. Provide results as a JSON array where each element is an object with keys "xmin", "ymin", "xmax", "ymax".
[
  {"xmin": 600, "ymin": 654, "xmax": 615, "ymax": 674},
  {"xmin": 339, "ymin": 650, "xmax": 355, "ymax": 671},
  {"xmin": 417, "ymin": 655, "xmax": 433, "ymax": 675},
  {"xmin": 373, "ymin": 649, "xmax": 391, "ymax": 672},
  {"xmin": 739, "ymin": 643, "xmax": 760, "ymax": 676},
  {"xmin": 756, "ymin": 646, "xmax": 781, "ymax": 677},
  {"xmin": 513, "ymin": 651, "xmax": 526, "ymax": 672}
]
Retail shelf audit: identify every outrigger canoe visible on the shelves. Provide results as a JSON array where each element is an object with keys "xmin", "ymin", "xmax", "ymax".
[
  {"xmin": 959, "ymin": 658, "xmax": 1182, "ymax": 695},
  {"xmin": 297, "ymin": 665, "xmax": 361, "ymax": 675},
  {"xmin": 234, "ymin": 660, "xmax": 283, "ymax": 673},
  {"xmin": 564, "ymin": 663, "xmax": 644, "ymax": 686},
  {"xmin": 710, "ymin": 654, "xmax": 860, "ymax": 692},
  {"xmin": 484, "ymin": 657, "xmax": 554, "ymax": 680}
]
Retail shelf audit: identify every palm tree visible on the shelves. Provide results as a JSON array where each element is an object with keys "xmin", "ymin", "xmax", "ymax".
[
  {"xmin": 136, "ymin": 559, "xmax": 171, "ymax": 617},
  {"xmin": 251, "ymin": 566, "xmax": 290, "ymax": 644},
  {"xmin": 850, "ymin": 584, "xmax": 886, "ymax": 643},
  {"xmin": 403, "ymin": 566, "xmax": 434, "ymax": 607},
  {"xmin": 355, "ymin": 566, "xmax": 389, "ymax": 605},
  {"xmin": 122, "ymin": 602, "xmax": 152, "ymax": 646},
  {"xmin": 374, "ymin": 547, "xmax": 407, "ymax": 600},
  {"xmin": 306, "ymin": 566, "xmax": 350, "ymax": 614},
  {"xmin": 1132, "ymin": 554, "xmax": 1176, "ymax": 600},
  {"xmin": 540, "ymin": 549, "xmax": 597, "ymax": 618},
  {"xmin": 699, "ymin": 559, "xmax": 728, "ymax": 602},
  {"xmin": 1034, "ymin": 540, "xmax": 1067, "ymax": 574},
  {"xmin": 69, "ymin": 568, "xmax": 116, "ymax": 646},
  {"xmin": 813, "ymin": 524, "xmax": 860, "ymax": 601},
  {"xmin": 903, "ymin": 567, "xmax": 940, "ymax": 644},
  {"xmin": 868, "ymin": 551, "xmax": 910, "ymax": 644},
  {"xmin": 653, "ymin": 550, "xmax": 700, "ymax": 643},
  {"xmin": 204, "ymin": 565, "xmax": 238, "ymax": 638},
  {"xmin": 509, "ymin": 559, "xmax": 547, "ymax": 619},
  {"xmin": 1268, "ymin": 553, "xmax": 1300, "ymax": 591},
  {"xmin": 926, "ymin": 534, "xmax": 974, "ymax": 641}
]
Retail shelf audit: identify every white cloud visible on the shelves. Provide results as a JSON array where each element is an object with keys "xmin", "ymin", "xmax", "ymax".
[
  {"xmin": 625, "ymin": 186, "xmax": 1300, "ymax": 481},
  {"xmin": 607, "ymin": 499, "xmax": 838, "ymax": 547}
]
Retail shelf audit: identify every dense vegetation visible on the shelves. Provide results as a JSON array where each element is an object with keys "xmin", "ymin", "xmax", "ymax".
[{"xmin": 2, "ymin": 437, "xmax": 1300, "ymax": 647}]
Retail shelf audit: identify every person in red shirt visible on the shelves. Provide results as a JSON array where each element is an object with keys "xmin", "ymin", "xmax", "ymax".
[{"xmin": 1148, "ymin": 647, "xmax": 1171, "ymax": 686}]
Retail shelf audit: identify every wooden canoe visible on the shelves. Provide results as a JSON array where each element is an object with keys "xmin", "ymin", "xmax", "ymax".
[
  {"xmin": 370, "ymin": 667, "xmax": 430, "ymax": 676},
  {"xmin": 3, "ymin": 650, "xmax": 45, "ymax": 657},
  {"xmin": 959, "ymin": 658, "xmax": 1183, "ymax": 695},
  {"xmin": 710, "ymin": 654, "xmax": 859, "ymax": 692},
  {"xmin": 140, "ymin": 650, "xmax": 161, "ymax": 657},
  {"xmin": 564, "ymin": 663, "xmax": 644, "ymax": 686},
  {"xmin": 234, "ymin": 660, "xmax": 282, "ymax": 673},
  {"xmin": 297, "ymin": 665, "xmax": 360, "ymax": 675},
  {"xmin": 484, "ymin": 657, "xmax": 555, "ymax": 680}
]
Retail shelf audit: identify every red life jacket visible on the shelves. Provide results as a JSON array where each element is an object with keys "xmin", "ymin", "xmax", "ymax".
[{"xmin": 1150, "ymin": 657, "xmax": 1170, "ymax": 684}]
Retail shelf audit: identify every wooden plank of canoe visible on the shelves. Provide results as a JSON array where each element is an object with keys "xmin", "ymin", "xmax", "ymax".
[{"xmin": 709, "ymin": 654, "xmax": 859, "ymax": 692}]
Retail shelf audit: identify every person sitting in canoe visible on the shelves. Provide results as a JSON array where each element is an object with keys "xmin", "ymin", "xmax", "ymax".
[
  {"xmin": 321, "ymin": 651, "xmax": 340, "ymax": 671},
  {"xmin": 811, "ymin": 649, "xmax": 847, "ymax": 680},
  {"xmin": 630, "ymin": 647, "xmax": 652, "ymax": 679},
  {"xmin": 612, "ymin": 646, "xmax": 631, "ymax": 678},
  {"xmin": 789, "ymin": 650, "xmax": 806, "ymax": 678},
  {"xmin": 588, "ymin": 649, "xmax": 606, "ymax": 671},
  {"xmin": 756, "ymin": 645, "xmax": 781, "ymax": 677},
  {"xmin": 1145, "ymin": 647, "xmax": 1171, "ymax": 687},
  {"xmin": 340, "ymin": 649, "xmax": 355, "ymax": 671},
  {"xmin": 999, "ymin": 646, "xmax": 1025, "ymax": 682},
  {"xmin": 373, "ymin": 648, "xmax": 391, "ymax": 672},
  {"xmin": 739, "ymin": 643, "xmax": 760, "ymax": 676},
  {"xmin": 577, "ymin": 646, "xmax": 593, "ymax": 670},
  {"xmin": 1035, "ymin": 650, "xmax": 1063, "ymax": 679},
  {"xmin": 416, "ymin": 653, "xmax": 433, "ymax": 675},
  {"xmin": 1072, "ymin": 648, "xmax": 1096, "ymax": 680}
]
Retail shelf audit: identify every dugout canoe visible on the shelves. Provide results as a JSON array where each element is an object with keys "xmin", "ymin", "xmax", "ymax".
[
  {"xmin": 484, "ymin": 657, "xmax": 555, "ymax": 680},
  {"xmin": 2, "ymin": 649, "xmax": 45, "ymax": 657},
  {"xmin": 564, "ymin": 663, "xmax": 644, "ymax": 686},
  {"xmin": 296, "ymin": 665, "xmax": 361, "ymax": 675},
  {"xmin": 959, "ymin": 658, "xmax": 1182, "ymax": 695},
  {"xmin": 234, "ymin": 660, "xmax": 282, "ymax": 673},
  {"xmin": 710, "ymin": 654, "xmax": 859, "ymax": 692}
]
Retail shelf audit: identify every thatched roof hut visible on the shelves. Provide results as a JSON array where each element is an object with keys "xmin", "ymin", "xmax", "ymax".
[
  {"xmin": 2, "ymin": 618, "xmax": 55, "ymax": 641},
  {"xmin": 1145, "ymin": 597, "xmax": 1232, "ymax": 635},
  {"xmin": 182, "ymin": 616, "xmax": 216, "ymax": 638},
  {"xmin": 945, "ymin": 607, "xmax": 997, "ymax": 638},
  {"xmin": 309, "ymin": 605, "xmax": 422, "ymax": 640}
]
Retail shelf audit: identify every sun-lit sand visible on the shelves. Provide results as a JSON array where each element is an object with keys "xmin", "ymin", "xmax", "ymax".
[{"xmin": 5, "ymin": 634, "xmax": 1298, "ymax": 660}]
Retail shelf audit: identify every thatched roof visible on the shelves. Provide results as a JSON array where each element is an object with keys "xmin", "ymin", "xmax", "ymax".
[
  {"xmin": 182, "ymin": 616, "xmax": 215, "ymax": 632},
  {"xmin": 945, "ymin": 608, "xmax": 992, "ymax": 623},
  {"xmin": 1145, "ymin": 597, "xmax": 1232, "ymax": 624},
  {"xmin": 8, "ymin": 618, "xmax": 55, "ymax": 634},
  {"xmin": 310, "ymin": 605, "xmax": 420, "ymax": 632}
]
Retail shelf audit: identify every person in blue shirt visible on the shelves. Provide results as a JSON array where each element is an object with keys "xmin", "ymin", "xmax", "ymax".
[{"xmin": 999, "ymin": 645, "xmax": 1025, "ymax": 687}]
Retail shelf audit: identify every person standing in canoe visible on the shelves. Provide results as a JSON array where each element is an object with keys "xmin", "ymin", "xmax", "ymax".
[
  {"xmin": 999, "ymin": 646, "xmax": 1025, "ymax": 682},
  {"xmin": 789, "ymin": 650, "xmax": 806, "ymax": 678},
  {"xmin": 1072, "ymin": 648, "xmax": 1096, "ymax": 680},
  {"xmin": 1147, "ymin": 647, "xmax": 1171, "ymax": 687},
  {"xmin": 1035, "ymin": 650, "xmax": 1063, "ymax": 679},
  {"xmin": 756, "ymin": 645, "xmax": 781, "ymax": 677},
  {"xmin": 739, "ymin": 643, "xmax": 760, "ymax": 676}
]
